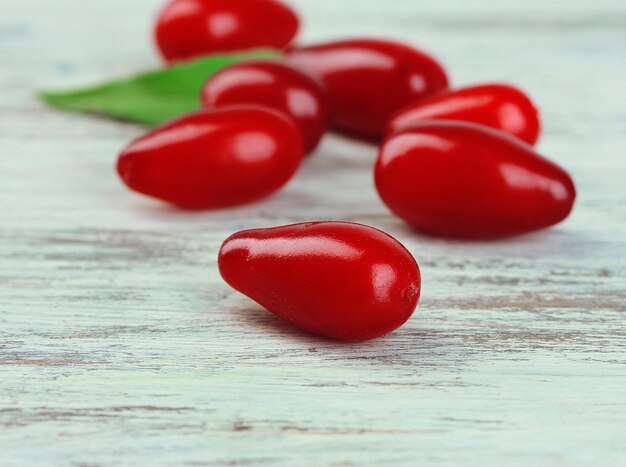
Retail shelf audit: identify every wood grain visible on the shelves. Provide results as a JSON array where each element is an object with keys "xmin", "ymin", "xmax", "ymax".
[{"xmin": 1, "ymin": 0, "xmax": 625, "ymax": 465}]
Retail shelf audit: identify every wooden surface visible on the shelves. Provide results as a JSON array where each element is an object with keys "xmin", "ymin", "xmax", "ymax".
[{"xmin": 1, "ymin": 0, "xmax": 625, "ymax": 465}]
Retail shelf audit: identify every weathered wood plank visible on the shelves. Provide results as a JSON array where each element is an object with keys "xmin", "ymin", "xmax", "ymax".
[{"xmin": 1, "ymin": 0, "xmax": 625, "ymax": 465}]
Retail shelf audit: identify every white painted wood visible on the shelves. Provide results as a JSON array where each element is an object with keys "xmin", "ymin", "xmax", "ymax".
[{"xmin": 1, "ymin": 0, "xmax": 625, "ymax": 465}]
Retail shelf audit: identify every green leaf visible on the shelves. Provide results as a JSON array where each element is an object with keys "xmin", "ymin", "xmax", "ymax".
[{"xmin": 39, "ymin": 49, "xmax": 282, "ymax": 126}]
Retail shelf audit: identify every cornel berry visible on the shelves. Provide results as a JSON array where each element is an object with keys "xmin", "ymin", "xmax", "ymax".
[
  {"xmin": 387, "ymin": 84, "xmax": 541, "ymax": 145},
  {"xmin": 375, "ymin": 121, "xmax": 576, "ymax": 239},
  {"xmin": 201, "ymin": 60, "xmax": 328, "ymax": 154},
  {"xmin": 155, "ymin": 0, "xmax": 299, "ymax": 62},
  {"xmin": 287, "ymin": 38, "xmax": 448, "ymax": 139},
  {"xmin": 219, "ymin": 222, "xmax": 421, "ymax": 341},
  {"xmin": 117, "ymin": 107, "xmax": 304, "ymax": 209}
]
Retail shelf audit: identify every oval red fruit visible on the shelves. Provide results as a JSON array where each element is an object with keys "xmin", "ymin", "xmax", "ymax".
[
  {"xmin": 375, "ymin": 121, "xmax": 576, "ymax": 239},
  {"xmin": 117, "ymin": 107, "xmax": 304, "ymax": 209},
  {"xmin": 287, "ymin": 38, "xmax": 449, "ymax": 139},
  {"xmin": 155, "ymin": 0, "xmax": 299, "ymax": 62},
  {"xmin": 219, "ymin": 222, "xmax": 421, "ymax": 342},
  {"xmin": 387, "ymin": 84, "xmax": 541, "ymax": 145},
  {"xmin": 201, "ymin": 60, "xmax": 328, "ymax": 154}
]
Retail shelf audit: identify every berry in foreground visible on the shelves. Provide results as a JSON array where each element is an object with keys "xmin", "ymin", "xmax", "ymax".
[
  {"xmin": 375, "ymin": 121, "xmax": 576, "ymax": 238},
  {"xmin": 219, "ymin": 222, "xmax": 421, "ymax": 342},
  {"xmin": 117, "ymin": 107, "xmax": 304, "ymax": 209}
]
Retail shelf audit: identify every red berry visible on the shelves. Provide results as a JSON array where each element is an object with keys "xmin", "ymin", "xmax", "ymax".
[
  {"xmin": 387, "ymin": 84, "xmax": 541, "ymax": 145},
  {"xmin": 117, "ymin": 107, "xmax": 304, "ymax": 209},
  {"xmin": 201, "ymin": 60, "xmax": 328, "ymax": 154},
  {"xmin": 219, "ymin": 222, "xmax": 421, "ymax": 342},
  {"xmin": 155, "ymin": 0, "xmax": 299, "ymax": 62},
  {"xmin": 375, "ymin": 121, "xmax": 576, "ymax": 239},
  {"xmin": 287, "ymin": 38, "xmax": 448, "ymax": 139}
]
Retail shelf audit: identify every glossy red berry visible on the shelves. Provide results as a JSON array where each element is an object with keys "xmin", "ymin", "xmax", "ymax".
[
  {"xmin": 155, "ymin": 0, "xmax": 299, "ymax": 62},
  {"xmin": 375, "ymin": 121, "xmax": 576, "ymax": 239},
  {"xmin": 287, "ymin": 38, "xmax": 449, "ymax": 139},
  {"xmin": 201, "ymin": 60, "xmax": 328, "ymax": 154},
  {"xmin": 219, "ymin": 222, "xmax": 421, "ymax": 342},
  {"xmin": 387, "ymin": 84, "xmax": 541, "ymax": 145},
  {"xmin": 117, "ymin": 107, "xmax": 304, "ymax": 209}
]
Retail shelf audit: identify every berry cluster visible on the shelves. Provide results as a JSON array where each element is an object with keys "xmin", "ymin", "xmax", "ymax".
[{"xmin": 117, "ymin": 0, "xmax": 576, "ymax": 341}]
